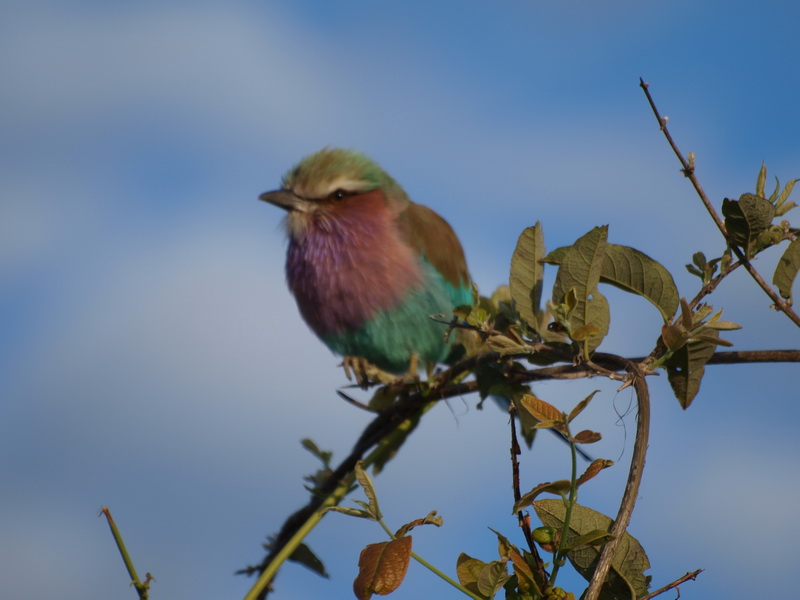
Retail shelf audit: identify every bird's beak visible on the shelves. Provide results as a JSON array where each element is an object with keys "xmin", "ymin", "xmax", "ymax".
[{"xmin": 258, "ymin": 189, "xmax": 314, "ymax": 213}]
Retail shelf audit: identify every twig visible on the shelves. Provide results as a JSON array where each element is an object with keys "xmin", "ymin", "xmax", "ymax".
[
  {"xmin": 640, "ymin": 569, "xmax": 704, "ymax": 600},
  {"xmin": 583, "ymin": 363, "xmax": 650, "ymax": 600},
  {"xmin": 686, "ymin": 260, "xmax": 742, "ymax": 310},
  {"xmin": 639, "ymin": 77, "xmax": 800, "ymax": 327},
  {"xmin": 509, "ymin": 403, "xmax": 548, "ymax": 588},
  {"xmin": 100, "ymin": 506, "xmax": 151, "ymax": 600}
]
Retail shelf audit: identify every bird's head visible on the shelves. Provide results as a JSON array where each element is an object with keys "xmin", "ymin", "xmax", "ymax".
[{"xmin": 260, "ymin": 148, "xmax": 408, "ymax": 238}]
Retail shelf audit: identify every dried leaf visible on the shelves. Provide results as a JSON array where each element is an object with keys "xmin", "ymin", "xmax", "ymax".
[{"xmin": 353, "ymin": 538, "xmax": 412, "ymax": 600}]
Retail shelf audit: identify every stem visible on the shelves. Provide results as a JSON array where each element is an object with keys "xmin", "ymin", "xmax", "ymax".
[
  {"xmin": 243, "ymin": 485, "xmax": 348, "ymax": 600},
  {"xmin": 509, "ymin": 403, "xmax": 549, "ymax": 588},
  {"xmin": 583, "ymin": 367, "xmax": 650, "ymax": 600},
  {"xmin": 100, "ymin": 507, "xmax": 148, "ymax": 600},
  {"xmin": 549, "ymin": 435, "xmax": 578, "ymax": 586}
]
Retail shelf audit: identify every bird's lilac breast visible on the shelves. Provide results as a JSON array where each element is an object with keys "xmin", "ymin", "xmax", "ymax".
[{"xmin": 284, "ymin": 203, "xmax": 424, "ymax": 337}]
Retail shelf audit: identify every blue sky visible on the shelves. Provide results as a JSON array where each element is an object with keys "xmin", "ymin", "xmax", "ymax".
[{"xmin": 2, "ymin": 1, "xmax": 799, "ymax": 599}]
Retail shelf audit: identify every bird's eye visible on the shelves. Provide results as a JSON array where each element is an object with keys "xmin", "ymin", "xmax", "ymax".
[{"xmin": 331, "ymin": 189, "xmax": 348, "ymax": 201}]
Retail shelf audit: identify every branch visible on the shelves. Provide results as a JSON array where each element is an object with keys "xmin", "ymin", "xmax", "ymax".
[
  {"xmin": 240, "ymin": 347, "xmax": 798, "ymax": 596},
  {"xmin": 640, "ymin": 569, "xmax": 704, "ymax": 600},
  {"xmin": 639, "ymin": 78, "xmax": 800, "ymax": 327},
  {"xmin": 583, "ymin": 363, "xmax": 650, "ymax": 600}
]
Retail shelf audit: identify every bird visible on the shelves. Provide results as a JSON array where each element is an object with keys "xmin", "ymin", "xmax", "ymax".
[{"xmin": 259, "ymin": 148, "xmax": 475, "ymax": 384}]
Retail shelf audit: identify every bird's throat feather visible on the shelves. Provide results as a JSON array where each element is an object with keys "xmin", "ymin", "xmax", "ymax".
[{"xmin": 284, "ymin": 197, "xmax": 424, "ymax": 337}]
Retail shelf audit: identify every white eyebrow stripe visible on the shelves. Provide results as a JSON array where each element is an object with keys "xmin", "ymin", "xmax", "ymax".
[{"xmin": 322, "ymin": 176, "xmax": 369, "ymax": 194}]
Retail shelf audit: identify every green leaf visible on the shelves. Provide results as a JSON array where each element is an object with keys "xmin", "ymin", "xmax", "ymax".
[
  {"xmin": 514, "ymin": 480, "xmax": 572, "ymax": 513},
  {"xmin": 457, "ymin": 553, "xmax": 490, "ymax": 599},
  {"xmin": 601, "ymin": 244, "xmax": 679, "ymax": 321},
  {"xmin": 722, "ymin": 194, "xmax": 776, "ymax": 256},
  {"xmin": 756, "ymin": 162, "xmax": 767, "ymax": 198},
  {"xmin": 289, "ymin": 542, "xmax": 330, "ymax": 578},
  {"xmin": 510, "ymin": 223, "xmax": 545, "ymax": 332},
  {"xmin": 547, "ymin": 243, "xmax": 678, "ymax": 322},
  {"xmin": 773, "ymin": 237, "xmax": 800, "ymax": 300},
  {"xmin": 774, "ymin": 178, "xmax": 798, "ymax": 210},
  {"xmin": 567, "ymin": 390, "xmax": 600, "ymax": 423},
  {"xmin": 354, "ymin": 461, "xmax": 381, "ymax": 519},
  {"xmin": 477, "ymin": 560, "xmax": 511, "ymax": 599},
  {"xmin": 564, "ymin": 529, "xmax": 615, "ymax": 552},
  {"xmin": 322, "ymin": 505, "xmax": 373, "ymax": 519},
  {"xmin": 533, "ymin": 499, "xmax": 650, "ymax": 600},
  {"xmin": 665, "ymin": 333, "xmax": 718, "ymax": 409},
  {"xmin": 552, "ymin": 226, "xmax": 610, "ymax": 356}
]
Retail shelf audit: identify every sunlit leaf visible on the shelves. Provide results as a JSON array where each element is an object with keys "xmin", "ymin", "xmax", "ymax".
[
  {"xmin": 510, "ymin": 223, "xmax": 545, "ymax": 332},
  {"xmin": 567, "ymin": 390, "xmax": 600, "ymax": 423},
  {"xmin": 353, "ymin": 538, "xmax": 412, "ymax": 600},
  {"xmin": 514, "ymin": 480, "xmax": 572, "ymax": 513},
  {"xmin": 601, "ymin": 244, "xmax": 679, "ymax": 321},
  {"xmin": 756, "ymin": 162, "xmax": 767, "ymax": 198},
  {"xmin": 576, "ymin": 459, "xmax": 615, "ymax": 486},
  {"xmin": 546, "ymin": 243, "xmax": 678, "ymax": 321},
  {"xmin": 569, "ymin": 430, "xmax": 602, "ymax": 444},
  {"xmin": 519, "ymin": 395, "xmax": 563, "ymax": 423},
  {"xmin": 354, "ymin": 462, "xmax": 381, "ymax": 519},
  {"xmin": 457, "ymin": 553, "xmax": 488, "ymax": 597},
  {"xmin": 774, "ymin": 178, "xmax": 798, "ymax": 210},
  {"xmin": 551, "ymin": 226, "xmax": 610, "ymax": 356},
  {"xmin": 477, "ymin": 560, "xmax": 511, "ymax": 599}
]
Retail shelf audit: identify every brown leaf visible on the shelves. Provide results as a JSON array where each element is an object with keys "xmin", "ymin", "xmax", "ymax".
[
  {"xmin": 576, "ymin": 459, "xmax": 614, "ymax": 486},
  {"xmin": 569, "ymin": 430, "xmax": 602, "ymax": 444},
  {"xmin": 353, "ymin": 538, "xmax": 412, "ymax": 600},
  {"xmin": 519, "ymin": 395, "xmax": 563, "ymax": 423}
]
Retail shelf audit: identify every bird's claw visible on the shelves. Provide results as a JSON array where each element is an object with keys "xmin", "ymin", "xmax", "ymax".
[{"xmin": 341, "ymin": 355, "xmax": 421, "ymax": 389}]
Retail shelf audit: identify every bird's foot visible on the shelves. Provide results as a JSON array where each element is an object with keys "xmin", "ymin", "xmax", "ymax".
[
  {"xmin": 342, "ymin": 356, "xmax": 397, "ymax": 389},
  {"xmin": 341, "ymin": 355, "xmax": 421, "ymax": 390}
]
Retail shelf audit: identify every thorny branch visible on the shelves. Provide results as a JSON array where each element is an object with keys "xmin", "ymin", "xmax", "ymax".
[{"xmin": 639, "ymin": 77, "xmax": 800, "ymax": 328}]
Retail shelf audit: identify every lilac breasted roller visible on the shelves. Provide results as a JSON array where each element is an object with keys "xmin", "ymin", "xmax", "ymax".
[{"xmin": 260, "ymin": 148, "xmax": 474, "ymax": 381}]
